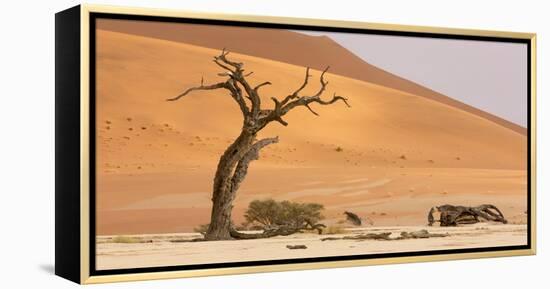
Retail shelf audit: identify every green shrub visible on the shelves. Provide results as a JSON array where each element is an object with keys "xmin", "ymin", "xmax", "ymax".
[{"xmin": 244, "ymin": 199, "xmax": 324, "ymax": 229}]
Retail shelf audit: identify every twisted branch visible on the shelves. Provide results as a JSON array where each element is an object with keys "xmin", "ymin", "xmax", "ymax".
[
  {"xmin": 166, "ymin": 80, "xmax": 227, "ymax": 102},
  {"xmin": 230, "ymin": 137, "xmax": 279, "ymax": 193},
  {"xmin": 230, "ymin": 219, "xmax": 326, "ymax": 239},
  {"xmin": 167, "ymin": 77, "xmax": 250, "ymax": 117},
  {"xmin": 280, "ymin": 67, "xmax": 312, "ymax": 106},
  {"xmin": 258, "ymin": 66, "xmax": 350, "ymax": 128},
  {"xmin": 168, "ymin": 50, "xmax": 349, "ymax": 132}
]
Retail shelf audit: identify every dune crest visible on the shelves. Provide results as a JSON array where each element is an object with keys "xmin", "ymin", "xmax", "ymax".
[{"xmin": 97, "ymin": 19, "xmax": 526, "ymax": 135}]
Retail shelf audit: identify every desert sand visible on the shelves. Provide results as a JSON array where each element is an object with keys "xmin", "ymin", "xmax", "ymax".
[
  {"xmin": 95, "ymin": 29, "xmax": 527, "ymax": 236},
  {"xmin": 96, "ymin": 223, "xmax": 527, "ymax": 270},
  {"xmin": 96, "ymin": 19, "xmax": 525, "ymax": 134},
  {"xmin": 93, "ymin": 25, "xmax": 529, "ymax": 270}
]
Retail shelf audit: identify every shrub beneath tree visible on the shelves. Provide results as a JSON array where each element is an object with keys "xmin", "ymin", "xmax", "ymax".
[{"xmin": 243, "ymin": 199, "xmax": 324, "ymax": 230}]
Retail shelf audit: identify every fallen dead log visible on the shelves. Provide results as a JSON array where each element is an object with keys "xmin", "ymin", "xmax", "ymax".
[
  {"xmin": 395, "ymin": 229, "xmax": 449, "ymax": 239},
  {"xmin": 321, "ymin": 229, "xmax": 448, "ymax": 241},
  {"xmin": 229, "ymin": 220, "xmax": 326, "ymax": 240},
  {"xmin": 286, "ymin": 245, "xmax": 307, "ymax": 249},
  {"xmin": 344, "ymin": 232, "xmax": 392, "ymax": 241},
  {"xmin": 428, "ymin": 204, "xmax": 507, "ymax": 226}
]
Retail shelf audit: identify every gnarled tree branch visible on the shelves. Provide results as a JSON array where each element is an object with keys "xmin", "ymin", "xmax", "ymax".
[
  {"xmin": 280, "ymin": 67, "xmax": 311, "ymax": 106},
  {"xmin": 254, "ymin": 81, "xmax": 272, "ymax": 92},
  {"xmin": 258, "ymin": 66, "xmax": 350, "ymax": 128},
  {"xmin": 166, "ymin": 79, "xmax": 227, "ymax": 102},
  {"xmin": 230, "ymin": 137, "xmax": 279, "ymax": 194},
  {"xmin": 167, "ymin": 77, "xmax": 250, "ymax": 117},
  {"xmin": 213, "ymin": 49, "xmax": 263, "ymax": 117}
]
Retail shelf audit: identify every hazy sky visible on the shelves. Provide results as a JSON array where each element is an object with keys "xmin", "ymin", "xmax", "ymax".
[{"xmin": 297, "ymin": 30, "xmax": 528, "ymax": 127}]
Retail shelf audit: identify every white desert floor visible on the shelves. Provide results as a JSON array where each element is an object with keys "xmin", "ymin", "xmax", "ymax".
[{"xmin": 96, "ymin": 223, "xmax": 527, "ymax": 270}]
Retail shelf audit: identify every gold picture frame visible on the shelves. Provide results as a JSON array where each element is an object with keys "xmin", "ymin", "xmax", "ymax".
[{"xmin": 55, "ymin": 4, "xmax": 536, "ymax": 284}]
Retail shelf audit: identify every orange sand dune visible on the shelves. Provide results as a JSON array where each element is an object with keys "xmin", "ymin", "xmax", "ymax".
[
  {"xmin": 97, "ymin": 19, "xmax": 526, "ymax": 135},
  {"xmin": 95, "ymin": 30, "xmax": 527, "ymax": 235}
]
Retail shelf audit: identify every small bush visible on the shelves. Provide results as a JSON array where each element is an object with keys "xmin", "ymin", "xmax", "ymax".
[
  {"xmin": 335, "ymin": 146, "xmax": 343, "ymax": 152},
  {"xmin": 244, "ymin": 199, "xmax": 324, "ymax": 229},
  {"xmin": 111, "ymin": 235, "xmax": 141, "ymax": 243}
]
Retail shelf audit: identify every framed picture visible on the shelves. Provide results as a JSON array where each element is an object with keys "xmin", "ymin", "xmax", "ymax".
[{"xmin": 55, "ymin": 4, "xmax": 536, "ymax": 284}]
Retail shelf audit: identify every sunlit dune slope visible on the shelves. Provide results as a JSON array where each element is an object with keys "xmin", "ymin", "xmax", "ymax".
[
  {"xmin": 96, "ymin": 30, "xmax": 525, "ymax": 171},
  {"xmin": 95, "ymin": 30, "xmax": 527, "ymax": 234}
]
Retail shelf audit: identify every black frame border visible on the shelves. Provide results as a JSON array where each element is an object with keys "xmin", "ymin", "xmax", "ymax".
[{"xmin": 88, "ymin": 12, "xmax": 532, "ymax": 277}]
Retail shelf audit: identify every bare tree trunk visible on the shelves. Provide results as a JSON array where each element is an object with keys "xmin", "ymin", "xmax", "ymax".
[
  {"xmin": 204, "ymin": 131, "xmax": 255, "ymax": 240},
  {"xmin": 205, "ymin": 131, "xmax": 279, "ymax": 240}
]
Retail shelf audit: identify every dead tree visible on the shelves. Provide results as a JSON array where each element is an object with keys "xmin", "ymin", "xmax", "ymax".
[
  {"xmin": 427, "ymin": 204, "xmax": 507, "ymax": 226},
  {"xmin": 168, "ymin": 49, "xmax": 350, "ymax": 240}
]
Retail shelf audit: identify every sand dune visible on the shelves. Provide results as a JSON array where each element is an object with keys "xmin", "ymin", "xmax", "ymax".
[
  {"xmin": 95, "ymin": 30, "xmax": 527, "ymax": 235},
  {"xmin": 97, "ymin": 19, "xmax": 526, "ymax": 135}
]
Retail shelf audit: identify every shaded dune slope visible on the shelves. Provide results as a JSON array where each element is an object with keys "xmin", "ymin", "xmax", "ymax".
[{"xmin": 97, "ymin": 19, "xmax": 526, "ymax": 135}]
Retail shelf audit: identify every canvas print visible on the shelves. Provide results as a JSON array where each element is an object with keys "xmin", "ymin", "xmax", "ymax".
[{"xmin": 94, "ymin": 18, "xmax": 529, "ymax": 271}]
